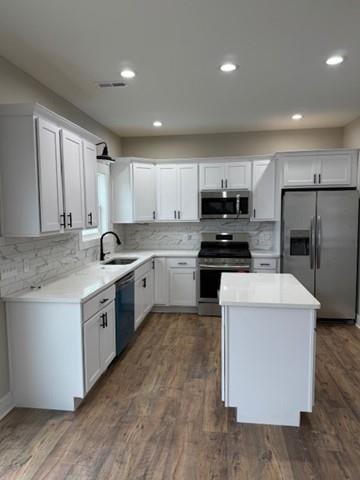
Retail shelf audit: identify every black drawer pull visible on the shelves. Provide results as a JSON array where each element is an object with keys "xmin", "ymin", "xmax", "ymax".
[{"xmin": 100, "ymin": 298, "xmax": 109, "ymax": 304}]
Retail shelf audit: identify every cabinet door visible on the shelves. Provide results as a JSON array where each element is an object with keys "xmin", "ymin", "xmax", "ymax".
[
  {"xmin": 60, "ymin": 129, "xmax": 85, "ymax": 229},
  {"xmin": 252, "ymin": 160, "xmax": 275, "ymax": 221},
  {"xmin": 225, "ymin": 162, "xmax": 251, "ymax": 189},
  {"xmin": 100, "ymin": 302, "xmax": 116, "ymax": 370},
  {"xmin": 133, "ymin": 163, "xmax": 156, "ymax": 222},
  {"xmin": 36, "ymin": 118, "xmax": 63, "ymax": 233},
  {"xmin": 83, "ymin": 141, "xmax": 98, "ymax": 228},
  {"xmin": 156, "ymin": 164, "xmax": 178, "ymax": 221},
  {"xmin": 134, "ymin": 277, "xmax": 145, "ymax": 330},
  {"xmin": 283, "ymin": 157, "xmax": 318, "ymax": 187},
  {"xmin": 178, "ymin": 164, "xmax": 198, "ymax": 221},
  {"xmin": 319, "ymin": 154, "xmax": 354, "ymax": 186},
  {"xmin": 199, "ymin": 164, "xmax": 225, "ymax": 190},
  {"xmin": 144, "ymin": 270, "xmax": 154, "ymax": 315},
  {"xmin": 83, "ymin": 314, "xmax": 101, "ymax": 393},
  {"xmin": 169, "ymin": 268, "xmax": 197, "ymax": 306},
  {"xmin": 154, "ymin": 258, "xmax": 169, "ymax": 305}
]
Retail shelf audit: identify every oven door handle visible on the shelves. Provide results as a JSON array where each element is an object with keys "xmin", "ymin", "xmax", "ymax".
[{"xmin": 199, "ymin": 264, "xmax": 251, "ymax": 270}]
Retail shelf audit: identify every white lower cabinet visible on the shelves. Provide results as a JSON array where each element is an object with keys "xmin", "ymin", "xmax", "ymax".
[
  {"xmin": 154, "ymin": 258, "xmax": 169, "ymax": 305},
  {"xmin": 134, "ymin": 260, "xmax": 154, "ymax": 330},
  {"xmin": 252, "ymin": 257, "xmax": 278, "ymax": 273},
  {"xmin": 83, "ymin": 301, "xmax": 116, "ymax": 393},
  {"xmin": 169, "ymin": 268, "xmax": 197, "ymax": 306}
]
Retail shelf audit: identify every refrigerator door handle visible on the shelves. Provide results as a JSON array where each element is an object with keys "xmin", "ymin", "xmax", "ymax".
[
  {"xmin": 310, "ymin": 216, "xmax": 315, "ymax": 269},
  {"xmin": 316, "ymin": 215, "xmax": 321, "ymax": 269}
]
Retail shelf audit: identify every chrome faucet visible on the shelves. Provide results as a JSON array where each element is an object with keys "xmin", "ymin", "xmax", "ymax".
[{"xmin": 100, "ymin": 231, "xmax": 122, "ymax": 261}]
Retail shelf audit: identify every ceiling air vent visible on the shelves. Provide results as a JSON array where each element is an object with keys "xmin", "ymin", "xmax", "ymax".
[{"xmin": 97, "ymin": 81, "xmax": 127, "ymax": 88}]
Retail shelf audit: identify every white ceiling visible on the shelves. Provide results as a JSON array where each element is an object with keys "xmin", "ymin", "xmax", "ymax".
[{"xmin": 0, "ymin": 0, "xmax": 359, "ymax": 136}]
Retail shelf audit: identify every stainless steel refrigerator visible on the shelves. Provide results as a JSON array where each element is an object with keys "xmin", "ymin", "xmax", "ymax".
[{"xmin": 281, "ymin": 190, "xmax": 359, "ymax": 321}]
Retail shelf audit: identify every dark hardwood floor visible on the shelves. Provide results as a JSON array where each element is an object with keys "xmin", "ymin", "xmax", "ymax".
[{"xmin": 1, "ymin": 313, "xmax": 360, "ymax": 480}]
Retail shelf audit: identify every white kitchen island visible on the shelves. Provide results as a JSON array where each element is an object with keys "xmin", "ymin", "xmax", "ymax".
[{"xmin": 219, "ymin": 273, "xmax": 320, "ymax": 427}]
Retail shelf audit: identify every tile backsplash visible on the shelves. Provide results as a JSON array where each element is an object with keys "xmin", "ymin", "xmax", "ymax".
[
  {"xmin": 0, "ymin": 233, "xmax": 108, "ymax": 297},
  {"xmin": 117, "ymin": 220, "xmax": 276, "ymax": 251}
]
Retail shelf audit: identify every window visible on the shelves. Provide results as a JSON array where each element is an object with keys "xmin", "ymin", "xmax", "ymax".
[{"xmin": 81, "ymin": 163, "xmax": 110, "ymax": 248}]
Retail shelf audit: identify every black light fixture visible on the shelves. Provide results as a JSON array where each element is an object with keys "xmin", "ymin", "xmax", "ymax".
[{"xmin": 96, "ymin": 141, "xmax": 115, "ymax": 162}]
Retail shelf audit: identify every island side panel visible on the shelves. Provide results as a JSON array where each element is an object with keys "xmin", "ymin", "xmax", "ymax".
[
  {"xmin": 6, "ymin": 301, "xmax": 84, "ymax": 411},
  {"xmin": 224, "ymin": 305, "xmax": 316, "ymax": 427}
]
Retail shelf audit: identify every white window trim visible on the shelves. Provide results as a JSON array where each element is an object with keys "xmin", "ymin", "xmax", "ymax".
[{"xmin": 79, "ymin": 162, "xmax": 112, "ymax": 250}]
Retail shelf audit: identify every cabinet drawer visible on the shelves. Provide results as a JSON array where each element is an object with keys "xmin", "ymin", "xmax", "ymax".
[
  {"xmin": 253, "ymin": 258, "xmax": 277, "ymax": 270},
  {"xmin": 135, "ymin": 260, "xmax": 153, "ymax": 281},
  {"xmin": 167, "ymin": 257, "xmax": 196, "ymax": 268},
  {"xmin": 83, "ymin": 285, "xmax": 115, "ymax": 321}
]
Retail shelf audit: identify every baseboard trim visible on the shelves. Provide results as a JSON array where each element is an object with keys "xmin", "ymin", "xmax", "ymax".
[
  {"xmin": 0, "ymin": 392, "xmax": 14, "ymax": 421},
  {"xmin": 152, "ymin": 306, "xmax": 198, "ymax": 314}
]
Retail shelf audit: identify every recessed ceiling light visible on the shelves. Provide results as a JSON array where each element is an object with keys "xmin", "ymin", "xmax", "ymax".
[
  {"xmin": 219, "ymin": 62, "xmax": 238, "ymax": 73},
  {"xmin": 292, "ymin": 113, "xmax": 303, "ymax": 120},
  {"xmin": 326, "ymin": 55, "xmax": 344, "ymax": 66},
  {"xmin": 153, "ymin": 121, "xmax": 162, "ymax": 127},
  {"xmin": 120, "ymin": 69, "xmax": 136, "ymax": 79}
]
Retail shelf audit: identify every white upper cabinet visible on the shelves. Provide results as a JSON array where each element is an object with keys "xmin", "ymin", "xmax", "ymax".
[
  {"xmin": 282, "ymin": 151, "xmax": 358, "ymax": 188},
  {"xmin": 199, "ymin": 160, "xmax": 251, "ymax": 190},
  {"xmin": 0, "ymin": 103, "xmax": 100, "ymax": 236},
  {"xmin": 112, "ymin": 159, "xmax": 156, "ymax": 223},
  {"xmin": 60, "ymin": 129, "xmax": 85, "ymax": 230},
  {"xmin": 225, "ymin": 162, "xmax": 251, "ymax": 189},
  {"xmin": 199, "ymin": 163, "xmax": 225, "ymax": 190},
  {"xmin": 156, "ymin": 163, "xmax": 198, "ymax": 221},
  {"xmin": 36, "ymin": 118, "xmax": 64, "ymax": 233},
  {"xmin": 251, "ymin": 159, "xmax": 275, "ymax": 221},
  {"xmin": 156, "ymin": 164, "xmax": 178, "ymax": 221},
  {"xmin": 177, "ymin": 164, "xmax": 198, "ymax": 221},
  {"xmin": 133, "ymin": 163, "xmax": 156, "ymax": 222},
  {"xmin": 83, "ymin": 141, "xmax": 98, "ymax": 228}
]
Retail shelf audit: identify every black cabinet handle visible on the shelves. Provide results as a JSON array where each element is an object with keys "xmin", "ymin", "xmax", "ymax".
[
  {"xmin": 60, "ymin": 212, "xmax": 66, "ymax": 228},
  {"xmin": 177, "ymin": 211, "xmax": 180, "ymax": 219},
  {"xmin": 105, "ymin": 312, "xmax": 108, "ymax": 328},
  {"xmin": 225, "ymin": 179, "xmax": 228, "ymax": 188},
  {"xmin": 153, "ymin": 211, "xmax": 156, "ymax": 220},
  {"xmin": 313, "ymin": 174, "xmax": 317, "ymax": 184},
  {"xmin": 253, "ymin": 208, "xmax": 256, "ymax": 218},
  {"xmin": 67, "ymin": 212, "xmax": 72, "ymax": 228},
  {"xmin": 100, "ymin": 298, "xmax": 109, "ymax": 304},
  {"xmin": 318, "ymin": 173, "xmax": 321, "ymax": 184},
  {"xmin": 100, "ymin": 313, "xmax": 106, "ymax": 328},
  {"xmin": 174, "ymin": 210, "xmax": 176, "ymax": 219},
  {"xmin": 88, "ymin": 212, "xmax": 93, "ymax": 226},
  {"xmin": 142, "ymin": 278, "xmax": 147, "ymax": 288}
]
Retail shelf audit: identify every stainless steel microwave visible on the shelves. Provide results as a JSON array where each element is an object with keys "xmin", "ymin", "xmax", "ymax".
[{"xmin": 200, "ymin": 190, "xmax": 251, "ymax": 219}]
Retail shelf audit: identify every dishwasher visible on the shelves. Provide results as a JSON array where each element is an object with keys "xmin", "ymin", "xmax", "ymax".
[{"xmin": 115, "ymin": 272, "xmax": 135, "ymax": 356}]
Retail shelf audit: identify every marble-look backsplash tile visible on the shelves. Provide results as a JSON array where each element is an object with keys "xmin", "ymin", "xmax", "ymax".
[
  {"xmin": 117, "ymin": 220, "xmax": 276, "ymax": 251},
  {"xmin": 0, "ymin": 233, "xmax": 116, "ymax": 297}
]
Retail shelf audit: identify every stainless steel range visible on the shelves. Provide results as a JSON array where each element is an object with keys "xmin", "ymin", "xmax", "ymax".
[{"xmin": 198, "ymin": 232, "xmax": 252, "ymax": 316}]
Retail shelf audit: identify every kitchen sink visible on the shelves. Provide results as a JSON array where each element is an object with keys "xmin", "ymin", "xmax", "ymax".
[{"xmin": 104, "ymin": 258, "xmax": 138, "ymax": 265}]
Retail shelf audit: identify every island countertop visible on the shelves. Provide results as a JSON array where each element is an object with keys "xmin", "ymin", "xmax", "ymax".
[{"xmin": 219, "ymin": 273, "xmax": 320, "ymax": 310}]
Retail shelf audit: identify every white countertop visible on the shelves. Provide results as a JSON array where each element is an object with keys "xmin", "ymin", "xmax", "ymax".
[
  {"xmin": 219, "ymin": 273, "xmax": 320, "ymax": 309},
  {"xmin": 4, "ymin": 250, "xmax": 198, "ymax": 304}
]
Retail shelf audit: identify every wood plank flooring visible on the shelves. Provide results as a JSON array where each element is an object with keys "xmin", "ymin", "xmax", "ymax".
[{"xmin": 1, "ymin": 313, "xmax": 360, "ymax": 480}]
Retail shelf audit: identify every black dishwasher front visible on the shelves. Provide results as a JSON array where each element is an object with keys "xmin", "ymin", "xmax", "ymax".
[{"xmin": 115, "ymin": 272, "xmax": 135, "ymax": 356}]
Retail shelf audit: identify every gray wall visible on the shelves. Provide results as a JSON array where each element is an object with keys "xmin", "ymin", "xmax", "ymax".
[
  {"xmin": 344, "ymin": 116, "xmax": 360, "ymax": 148},
  {"xmin": 121, "ymin": 127, "xmax": 344, "ymax": 158},
  {"xmin": 0, "ymin": 56, "xmax": 122, "ymax": 402}
]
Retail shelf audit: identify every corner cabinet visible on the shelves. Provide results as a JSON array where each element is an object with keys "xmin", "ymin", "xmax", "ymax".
[
  {"xmin": 281, "ymin": 150, "xmax": 358, "ymax": 188},
  {"xmin": 112, "ymin": 159, "xmax": 156, "ymax": 223},
  {"xmin": 156, "ymin": 163, "xmax": 198, "ymax": 221},
  {"xmin": 0, "ymin": 103, "xmax": 100, "ymax": 236},
  {"xmin": 199, "ymin": 160, "xmax": 251, "ymax": 190}
]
